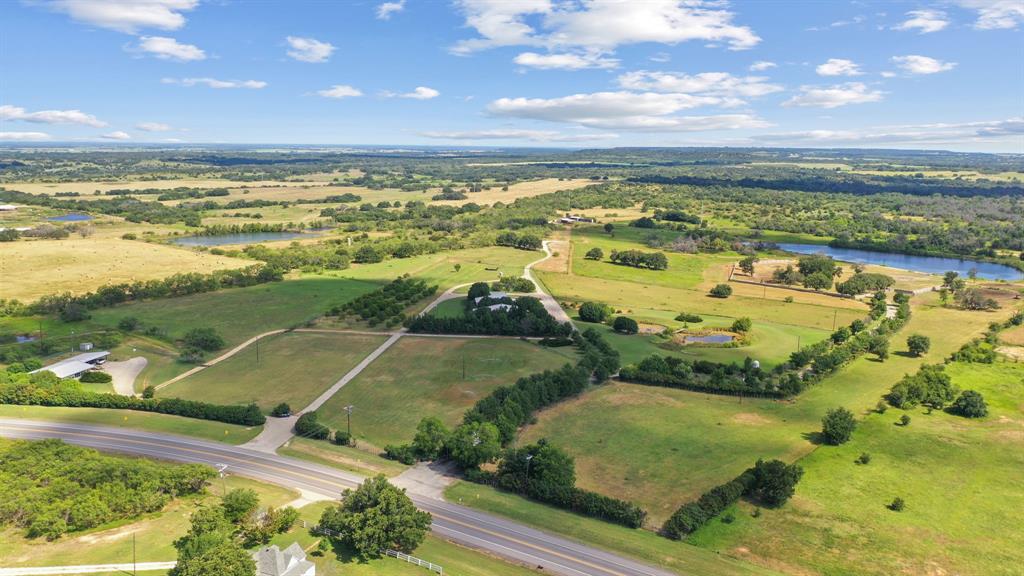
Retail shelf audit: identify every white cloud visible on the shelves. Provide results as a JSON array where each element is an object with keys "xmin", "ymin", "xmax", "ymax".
[
  {"xmin": 401, "ymin": 86, "xmax": 440, "ymax": 99},
  {"xmin": 806, "ymin": 15, "xmax": 866, "ymax": 31},
  {"xmin": 957, "ymin": 0, "xmax": 1024, "ymax": 29},
  {"xmin": 0, "ymin": 105, "xmax": 106, "ymax": 127},
  {"xmin": 376, "ymin": 0, "xmax": 405, "ymax": 20},
  {"xmin": 756, "ymin": 117, "xmax": 1024, "ymax": 146},
  {"xmin": 285, "ymin": 36, "xmax": 336, "ymax": 63},
  {"xmin": 487, "ymin": 91, "xmax": 770, "ymax": 132},
  {"xmin": 895, "ymin": 10, "xmax": 949, "ymax": 33},
  {"xmin": 135, "ymin": 122, "xmax": 172, "ymax": 132},
  {"xmin": 419, "ymin": 129, "xmax": 618, "ymax": 142},
  {"xmin": 815, "ymin": 58, "xmax": 863, "ymax": 76},
  {"xmin": 44, "ymin": 0, "xmax": 198, "ymax": 34},
  {"xmin": 649, "ymin": 52, "xmax": 671, "ymax": 63},
  {"xmin": 616, "ymin": 71, "xmax": 783, "ymax": 103},
  {"xmin": 514, "ymin": 51, "xmax": 619, "ymax": 70},
  {"xmin": 162, "ymin": 77, "xmax": 267, "ymax": 89},
  {"xmin": 783, "ymin": 83, "xmax": 884, "ymax": 108},
  {"xmin": 101, "ymin": 131, "xmax": 131, "ymax": 140},
  {"xmin": 892, "ymin": 55, "xmax": 957, "ymax": 74},
  {"xmin": 749, "ymin": 60, "xmax": 776, "ymax": 71},
  {"xmin": 0, "ymin": 131, "xmax": 51, "ymax": 141},
  {"xmin": 451, "ymin": 0, "xmax": 760, "ymax": 55},
  {"xmin": 316, "ymin": 85, "xmax": 363, "ymax": 99},
  {"xmin": 138, "ymin": 36, "xmax": 205, "ymax": 61}
]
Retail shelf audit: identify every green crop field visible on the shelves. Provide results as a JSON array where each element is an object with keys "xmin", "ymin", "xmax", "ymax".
[
  {"xmin": 520, "ymin": 294, "xmax": 1016, "ymax": 526},
  {"xmin": 318, "ymin": 336, "xmax": 576, "ymax": 450},
  {"xmin": 689, "ymin": 360, "xmax": 1024, "ymax": 576},
  {"xmin": 160, "ymin": 331, "xmax": 387, "ymax": 411}
]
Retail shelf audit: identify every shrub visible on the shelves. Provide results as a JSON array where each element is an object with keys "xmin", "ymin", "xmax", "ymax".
[
  {"xmin": 271, "ymin": 403, "xmax": 291, "ymax": 417},
  {"xmin": 118, "ymin": 316, "xmax": 141, "ymax": 331},
  {"xmin": 182, "ymin": 328, "xmax": 225, "ymax": 352},
  {"xmin": 142, "ymin": 385, "xmax": 155, "ymax": 399},
  {"xmin": 709, "ymin": 284, "xmax": 732, "ymax": 298},
  {"xmin": 584, "ymin": 247, "xmax": 604, "ymax": 260},
  {"xmin": 950, "ymin": 390, "xmax": 988, "ymax": 418},
  {"xmin": 295, "ymin": 412, "xmax": 330, "ymax": 440},
  {"xmin": 383, "ymin": 444, "xmax": 416, "ymax": 465},
  {"xmin": 749, "ymin": 459, "xmax": 803, "ymax": 507},
  {"xmin": 821, "ymin": 407, "xmax": 856, "ymax": 445},
  {"xmin": 333, "ymin": 431, "xmax": 353, "ymax": 446},
  {"xmin": 730, "ymin": 317, "xmax": 752, "ymax": 333},
  {"xmin": 857, "ymin": 452, "xmax": 871, "ymax": 465},
  {"xmin": 79, "ymin": 371, "xmax": 112, "ymax": 384},
  {"xmin": 888, "ymin": 497, "xmax": 905, "ymax": 512},
  {"xmin": 467, "ymin": 282, "xmax": 490, "ymax": 300},
  {"xmin": 578, "ymin": 301, "xmax": 610, "ymax": 323},
  {"xmin": 492, "ymin": 277, "xmax": 535, "ymax": 293},
  {"xmin": 612, "ymin": 316, "xmax": 639, "ymax": 334},
  {"xmin": 674, "ymin": 312, "xmax": 702, "ymax": 323},
  {"xmin": 899, "ymin": 414, "xmax": 911, "ymax": 426}
]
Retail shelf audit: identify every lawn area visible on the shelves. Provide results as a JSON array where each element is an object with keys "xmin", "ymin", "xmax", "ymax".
[
  {"xmin": 90, "ymin": 276, "xmax": 378, "ymax": 348},
  {"xmin": 0, "ymin": 405, "xmax": 261, "ymax": 444},
  {"xmin": 688, "ymin": 360, "xmax": 1024, "ymax": 576},
  {"xmin": 318, "ymin": 336, "xmax": 576, "ymax": 450},
  {"xmin": 330, "ymin": 246, "xmax": 540, "ymax": 292},
  {"xmin": 520, "ymin": 294, "xmax": 1016, "ymax": 526},
  {"xmin": 160, "ymin": 331, "xmax": 386, "ymax": 411},
  {"xmin": 278, "ymin": 436, "xmax": 409, "ymax": 478},
  {"xmin": 0, "ymin": 474, "xmax": 296, "ymax": 567},
  {"xmin": 444, "ymin": 482, "xmax": 777, "ymax": 576},
  {"xmin": 109, "ymin": 335, "xmax": 189, "ymax": 393},
  {"xmin": 0, "ymin": 237, "xmax": 247, "ymax": 301}
]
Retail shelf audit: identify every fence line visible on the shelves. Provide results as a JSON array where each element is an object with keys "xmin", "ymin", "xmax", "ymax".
[{"xmin": 300, "ymin": 521, "xmax": 443, "ymax": 575}]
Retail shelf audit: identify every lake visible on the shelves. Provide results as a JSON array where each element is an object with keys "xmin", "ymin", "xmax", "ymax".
[
  {"xmin": 172, "ymin": 231, "xmax": 316, "ymax": 247},
  {"xmin": 686, "ymin": 334, "xmax": 736, "ymax": 344},
  {"xmin": 48, "ymin": 213, "xmax": 93, "ymax": 222},
  {"xmin": 777, "ymin": 244, "xmax": 1024, "ymax": 281}
]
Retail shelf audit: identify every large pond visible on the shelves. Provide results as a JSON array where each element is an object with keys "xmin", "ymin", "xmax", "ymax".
[
  {"xmin": 172, "ymin": 231, "xmax": 316, "ymax": 247},
  {"xmin": 777, "ymin": 243, "xmax": 1024, "ymax": 281},
  {"xmin": 48, "ymin": 213, "xmax": 93, "ymax": 222},
  {"xmin": 686, "ymin": 334, "xmax": 736, "ymax": 344}
]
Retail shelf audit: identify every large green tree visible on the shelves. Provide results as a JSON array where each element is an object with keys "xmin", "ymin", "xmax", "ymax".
[{"xmin": 318, "ymin": 475, "xmax": 431, "ymax": 558}]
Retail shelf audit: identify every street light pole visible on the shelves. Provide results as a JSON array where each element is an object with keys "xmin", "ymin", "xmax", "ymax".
[{"xmin": 344, "ymin": 405, "xmax": 354, "ymax": 437}]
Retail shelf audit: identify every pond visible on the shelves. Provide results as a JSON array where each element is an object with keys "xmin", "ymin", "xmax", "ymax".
[
  {"xmin": 777, "ymin": 243, "xmax": 1024, "ymax": 281},
  {"xmin": 172, "ymin": 231, "xmax": 317, "ymax": 247},
  {"xmin": 48, "ymin": 213, "xmax": 93, "ymax": 222},
  {"xmin": 686, "ymin": 334, "xmax": 736, "ymax": 344}
]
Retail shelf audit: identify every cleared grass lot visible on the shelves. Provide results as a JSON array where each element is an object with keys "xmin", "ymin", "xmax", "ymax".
[
  {"xmin": 318, "ymin": 336, "xmax": 575, "ymax": 450},
  {"xmin": 161, "ymin": 331, "xmax": 386, "ymax": 411}
]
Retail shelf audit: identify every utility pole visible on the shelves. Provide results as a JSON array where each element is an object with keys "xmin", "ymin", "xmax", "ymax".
[
  {"xmin": 344, "ymin": 405, "xmax": 354, "ymax": 437},
  {"xmin": 256, "ymin": 339, "xmax": 260, "ymax": 367},
  {"xmin": 797, "ymin": 335, "xmax": 801, "ymax": 351},
  {"xmin": 832, "ymin": 309, "xmax": 838, "ymax": 331}
]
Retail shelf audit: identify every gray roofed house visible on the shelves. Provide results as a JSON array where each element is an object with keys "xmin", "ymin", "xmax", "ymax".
[
  {"xmin": 252, "ymin": 542, "xmax": 315, "ymax": 576},
  {"xmin": 29, "ymin": 351, "xmax": 110, "ymax": 379}
]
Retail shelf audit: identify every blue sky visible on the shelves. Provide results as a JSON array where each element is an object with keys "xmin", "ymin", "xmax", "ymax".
[{"xmin": 1, "ymin": 0, "xmax": 1022, "ymax": 151}]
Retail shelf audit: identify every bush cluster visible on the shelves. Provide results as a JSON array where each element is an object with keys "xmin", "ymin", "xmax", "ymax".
[
  {"xmin": 491, "ymin": 276, "xmax": 536, "ymax": 293},
  {"xmin": 332, "ymin": 276, "xmax": 436, "ymax": 327},
  {"xmin": 608, "ymin": 249, "xmax": 668, "ymax": 270},
  {"xmin": 408, "ymin": 296, "xmax": 571, "ymax": 337},
  {"xmin": 836, "ymin": 273, "xmax": 896, "ymax": 295},
  {"xmin": 496, "ymin": 231, "xmax": 542, "ymax": 251}
]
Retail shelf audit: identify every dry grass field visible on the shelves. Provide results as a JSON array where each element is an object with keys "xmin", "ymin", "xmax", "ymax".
[
  {"xmin": 432, "ymin": 178, "xmax": 594, "ymax": 206},
  {"xmin": 737, "ymin": 258, "xmax": 943, "ymax": 293},
  {"xmin": 1, "ymin": 238, "xmax": 246, "ymax": 300},
  {"xmin": 6, "ymin": 178, "xmax": 333, "ymax": 196}
]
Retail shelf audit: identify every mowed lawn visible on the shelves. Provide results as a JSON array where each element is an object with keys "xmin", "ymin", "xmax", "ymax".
[
  {"xmin": 331, "ymin": 246, "xmax": 541, "ymax": 290},
  {"xmin": 91, "ymin": 276, "xmax": 379, "ymax": 348},
  {"xmin": 689, "ymin": 360, "xmax": 1024, "ymax": 576},
  {"xmin": 521, "ymin": 294, "xmax": 1016, "ymax": 526},
  {"xmin": 161, "ymin": 331, "xmax": 386, "ymax": 411},
  {"xmin": 0, "ymin": 237, "xmax": 246, "ymax": 301},
  {"xmin": 319, "ymin": 337, "xmax": 575, "ymax": 450}
]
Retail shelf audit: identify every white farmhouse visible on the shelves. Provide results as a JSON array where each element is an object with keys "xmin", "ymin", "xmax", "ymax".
[{"xmin": 252, "ymin": 542, "xmax": 315, "ymax": 576}]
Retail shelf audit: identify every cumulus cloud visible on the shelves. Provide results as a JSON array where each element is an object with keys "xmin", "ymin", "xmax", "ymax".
[
  {"xmin": 101, "ymin": 131, "xmax": 131, "ymax": 140},
  {"xmin": 451, "ymin": 0, "xmax": 760, "ymax": 55},
  {"xmin": 0, "ymin": 131, "xmax": 51, "ymax": 141},
  {"xmin": 43, "ymin": 0, "xmax": 198, "ymax": 34},
  {"xmin": 376, "ymin": 0, "xmax": 405, "ymax": 20},
  {"xmin": 137, "ymin": 36, "xmax": 205, "ymax": 61},
  {"xmin": 892, "ymin": 55, "xmax": 957, "ymax": 74},
  {"xmin": 756, "ymin": 117, "xmax": 1024, "ymax": 146},
  {"xmin": 514, "ymin": 52, "xmax": 619, "ymax": 70},
  {"xmin": 285, "ymin": 36, "xmax": 336, "ymax": 63},
  {"xmin": 895, "ymin": 10, "xmax": 950, "ymax": 33},
  {"xmin": 316, "ymin": 85, "xmax": 363, "ymax": 99},
  {"xmin": 0, "ymin": 105, "xmax": 106, "ymax": 127},
  {"xmin": 487, "ymin": 91, "xmax": 770, "ymax": 132},
  {"xmin": 419, "ymin": 129, "xmax": 618, "ymax": 142},
  {"xmin": 401, "ymin": 86, "xmax": 440, "ymax": 99},
  {"xmin": 135, "ymin": 122, "xmax": 172, "ymax": 132},
  {"xmin": 816, "ymin": 58, "xmax": 863, "ymax": 76},
  {"xmin": 162, "ymin": 77, "xmax": 267, "ymax": 89},
  {"xmin": 617, "ymin": 70, "xmax": 783, "ymax": 103},
  {"xmin": 749, "ymin": 60, "xmax": 776, "ymax": 71},
  {"xmin": 957, "ymin": 0, "xmax": 1024, "ymax": 29},
  {"xmin": 783, "ymin": 83, "xmax": 884, "ymax": 108}
]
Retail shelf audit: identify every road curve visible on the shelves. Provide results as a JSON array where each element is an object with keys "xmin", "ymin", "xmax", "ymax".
[{"xmin": 0, "ymin": 418, "xmax": 676, "ymax": 576}]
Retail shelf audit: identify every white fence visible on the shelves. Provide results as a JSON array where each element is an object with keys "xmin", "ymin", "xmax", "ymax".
[{"xmin": 385, "ymin": 550, "xmax": 443, "ymax": 575}]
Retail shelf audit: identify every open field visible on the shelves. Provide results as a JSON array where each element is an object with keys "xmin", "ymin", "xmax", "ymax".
[
  {"xmin": 1000, "ymin": 323, "xmax": 1024, "ymax": 346},
  {"xmin": 689, "ymin": 360, "xmax": 1024, "ymax": 576},
  {"xmin": 90, "ymin": 276, "xmax": 378, "ymax": 348},
  {"xmin": 0, "ymin": 237, "xmax": 246, "ymax": 301},
  {"xmin": 6, "ymin": 177, "xmax": 336, "ymax": 196},
  {"xmin": 318, "ymin": 337, "xmax": 575, "ymax": 450},
  {"xmin": 520, "ymin": 294, "xmax": 1018, "ymax": 526},
  {"xmin": 0, "ymin": 474, "xmax": 296, "ymax": 568},
  {"xmin": 278, "ymin": 436, "xmax": 409, "ymax": 477},
  {"xmin": 0, "ymin": 405, "xmax": 261, "ymax": 443},
  {"xmin": 741, "ymin": 257, "xmax": 943, "ymax": 292},
  {"xmin": 161, "ymin": 331, "xmax": 387, "ymax": 411},
  {"xmin": 433, "ymin": 178, "xmax": 594, "ymax": 205}
]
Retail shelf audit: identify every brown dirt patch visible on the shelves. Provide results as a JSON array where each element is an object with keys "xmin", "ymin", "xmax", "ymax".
[
  {"xmin": 996, "ymin": 346, "xmax": 1024, "ymax": 361},
  {"xmin": 1000, "ymin": 324, "xmax": 1024, "ymax": 346}
]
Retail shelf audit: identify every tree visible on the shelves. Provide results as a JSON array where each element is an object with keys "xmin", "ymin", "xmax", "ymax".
[
  {"xmin": 951, "ymin": 390, "xmax": 988, "ymax": 418},
  {"xmin": 317, "ymin": 475, "xmax": 431, "ymax": 558},
  {"xmin": 906, "ymin": 334, "xmax": 931, "ymax": 357},
  {"xmin": 803, "ymin": 271, "xmax": 833, "ymax": 291},
  {"xmin": 578, "ymin": 301, "xmax": 610, "ymax": 323},
  {"xmin": 448, "ymin": 422, "xmax": 501, "ymax": 469},
  {"xmin": 175, "ymin": 539, "xmax": 254, "ymax": 576},
  {"xmin": 467, "ymin": 282, "xmax": 490, "ymax": 300},
  {"xmin": 182, "ymin": 328, "xmax": 225, "ymax": 352},
  {"xmin": 955, "ymin": 287, "xmax": 999, "ymax": 311},
  {"xmin": 118, "ymin": 316, "xmax": 141, "ymax": 331},
  {"xmin": 709, "ymin": 284, "xmax": 733, "ymax": 298},
  {"xmin": 221, "ymin": 489, "xmax": 259, "ymax": 524},
  {"xmin": 750, "ymin": 459, "xmax": 803, "ymax": 507},
  {"xmin": 730, "ymin": 317, "xmax": 752, "ymax": 333},
  {"xmin": 603, "ymin": 223, "xmax": 614, "ymax": 235},
  {"xmin": 868, "ymin": 335, "xmax": 890, "ymax": 361},
  {"xmin": 411, "ymin": 416, "xmax": 449, "ymax": 460},
  {"xmin": 738, "ymin": 255, "xmax": 758, "ymax": 276},
  {"xmin": 821, "ymin": 407, "xmax": 856, "ymax": 445},
  {"xmin": 831, "ymin": 326, "xmax": 851, "ymax": 344},
  {"xmin": 271, "ymin": 402, "xmax": 291, "ymax": 417},
  {"xmin": 353, "ymin": 244, "xmax": 383, "ymax": 263},
  {"xmin": 612, "ymin": 316, "xmax": 639, "ymax": 334},
  {"xmin": 584, "ymin": 247, "xmax": 604, "ymax": 260}
]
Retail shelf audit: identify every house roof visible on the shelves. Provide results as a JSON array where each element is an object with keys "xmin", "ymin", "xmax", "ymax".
[
  {"xmin": 252, "ymin": 543, "xmax": 315, "ymax": 576},
  {"xmin": 30, "ymin": 351, "xmax": 110, "ymax": 379}
]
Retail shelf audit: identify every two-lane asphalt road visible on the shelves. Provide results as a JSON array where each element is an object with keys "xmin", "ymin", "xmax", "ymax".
[{"xmin": 0, "ymin": 418, "xmax": 675, "ymax": 576}]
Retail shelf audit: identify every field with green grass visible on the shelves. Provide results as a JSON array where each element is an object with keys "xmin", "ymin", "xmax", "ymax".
[
  {"xmin": 278, "ymin": 436, "xmax": 409, "ymax": 477},
  {"xmin": 319, "ymin": 336, "xmax": 576, "ymax": 450},
  {"xmin": 161, "ymin": 331, "xmax": 387, "ymax": 411},
  {"xmin": 689, "ymin": 359, "xmax": 1024, "ymax": 576},
  {"xmin": 520, "ymin": 294, "xmax": 1017, "ymax": 526}
]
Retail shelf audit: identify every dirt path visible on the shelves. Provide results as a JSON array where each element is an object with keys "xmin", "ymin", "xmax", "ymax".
[{"xmin": 102, "ymin": 357, "xmax": 147, "ymax": 396}]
